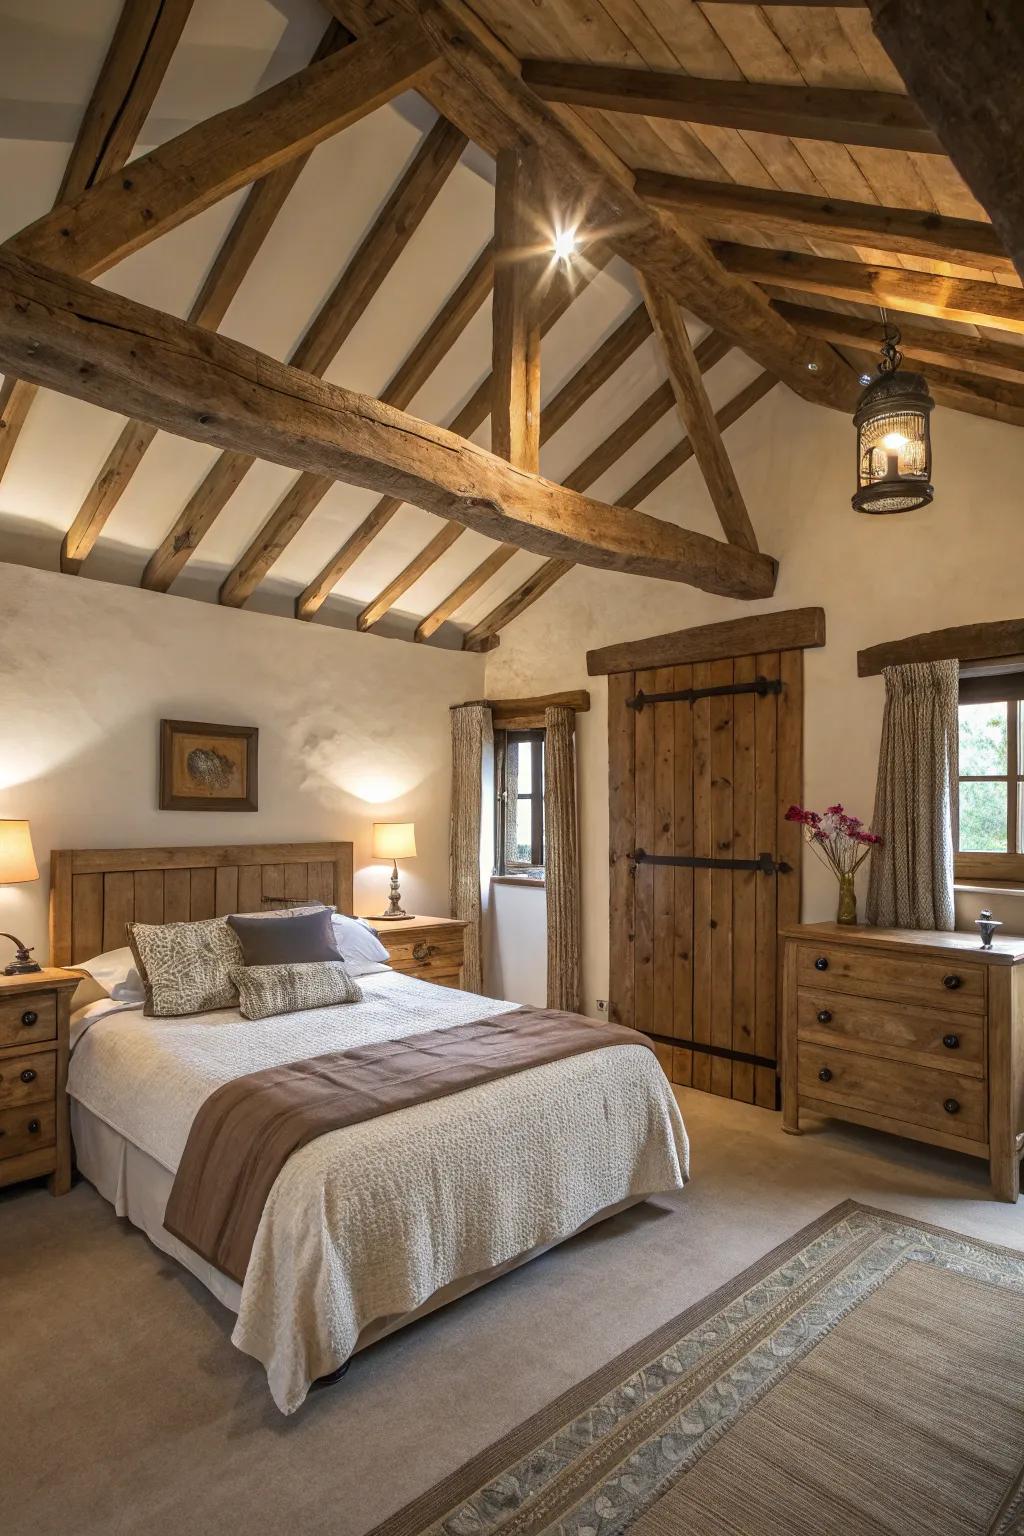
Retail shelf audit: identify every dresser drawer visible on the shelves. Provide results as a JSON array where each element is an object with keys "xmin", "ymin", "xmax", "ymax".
[
  {"xmin": 0, "ymin": 1049, "xmax": 55, "ymax": 1109},
  {"xmin": 0, "ymin": 1101, "xmax": 56, "ymax": 1160},
  {"xmin": 795, "ymin": 945, "xmax": 986, "ymax": 1015},
  {"xmin": 796, "ymin": 991, "xmax": 985, "ymax": 1076},
  {"xmin": 798, "ymin": 1045, "xmax": 986, "ymax": 1142},
  {"xmin": 386, "ymin": 938, "xmax": 464, "ymax": 973},
  {"xmin": 0, "ymin": 993, "xmax": 57, "ymax": 1047}
]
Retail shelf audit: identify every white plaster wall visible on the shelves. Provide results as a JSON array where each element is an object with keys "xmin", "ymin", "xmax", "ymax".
[
  {"xmin": 0, "ymin": 562, "xmax": 484, "ymax": 960},
  {"xmin": 485, "ymin": 883, "xmax": 547, "ymax": 1006},
  {"xmin": 483, "ymin": 388, "xmax": 1024, "ymax": 1017}
]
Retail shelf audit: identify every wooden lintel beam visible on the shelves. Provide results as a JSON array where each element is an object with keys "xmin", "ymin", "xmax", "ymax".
[
  {"xmin": 639, "ymin": 278, "xmax": 758, "ymax": 552},
  {"xmin": 587, "ymin": 607, "xmax": 826, "ymax": 677},
  {"xmin": 0, "ymin": 0, "xmax": 195, "ymax": 485},
  {"xmin": 6, "ymin": 18, "xmax": 441, "ymax": 281},
  {"xmin": 774, "ymin": 302, "xmax": 1024, "ymax": 387},
  {"xmin": 719, "ymin": 244, "xmax": 1024, "ymax": 337},
  {"xmin": 0, "ymin": 254, "xmax": 780, "ymax": 595},
  {"xmin": 858, "ymin": 618, "xmax": 1024, "ymax": 678},
  {"xmin": 520, "ymin": 58, "xmax": 940, "ymax": 154},
  {"xmin": 636, "ymin": 171, "xmax": 1011, "ymax": 274}
]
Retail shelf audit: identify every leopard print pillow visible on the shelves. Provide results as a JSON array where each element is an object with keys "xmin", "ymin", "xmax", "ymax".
[
  {"xmin": 229, "ymin": 960, "xmax": 363, "ymax": 1021},
  {"xmin": 127, "ymin": 916, "xmax": 244, "ymax": 1017}
]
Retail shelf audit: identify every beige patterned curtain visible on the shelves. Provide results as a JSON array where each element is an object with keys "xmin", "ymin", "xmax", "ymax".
[
  {"xmin": 866, "ymin": 659, "xmax": 959, "ymax": 931},
  {"xmin": 449, "ymin": 703, "xmax": 493, "ymax": 992},
  {"xmin": 544, "ymin": 705, "xmax": 581, "ymax": 1011}
]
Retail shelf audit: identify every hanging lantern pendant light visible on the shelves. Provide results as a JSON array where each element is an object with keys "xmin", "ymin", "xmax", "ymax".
[{"xmin": 852, "ymin": 318, "xmax": 934, "ymax": 514}]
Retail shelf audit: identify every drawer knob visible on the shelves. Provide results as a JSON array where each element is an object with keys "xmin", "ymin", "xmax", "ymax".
[
  {"xmin": 942, "ymin": 974, "xmax": 962, "ymax": 991},
  {"xmin": 20, "ymin": 1068, "xmax": 37, "ymax": 1083},
  {"xmin": 817, "ymin": 1009, "xmax": 832, "ymax": 1024},
  {"xmin": 21, "ymin": 1010, "xmax": 38, "ymax": 1026},
  {"xmin": 814, "ymin": 956, "xmax": 829, "ymax": 972},
  {"xmin": 942, "ymin": 1033, "xmax": 960, "ymax": 1050},
  {"xmin": 818, "ymin": 1067, "xmax": 833, "ymax": 1083},
  {"xmin": 27, "ymin": 1118, "xmax": 40, "ymax": 1134},
  {"xmin": 412, "ymin": 942, "xmax": 441, "ymax": 962},
  {"xmin": 943, "ymin": 1098, "xmax": 960, "ymax": 1116}
]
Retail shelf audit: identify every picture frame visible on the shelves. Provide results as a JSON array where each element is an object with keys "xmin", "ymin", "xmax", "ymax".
[{"xmin": 159, "ymin": 719, "xmax": 259, "ymax": 812}]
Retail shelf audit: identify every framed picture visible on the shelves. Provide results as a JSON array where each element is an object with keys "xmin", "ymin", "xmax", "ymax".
[{"xmin": 159, "ymin": 719, "xmax": 258, "ymax": 812}]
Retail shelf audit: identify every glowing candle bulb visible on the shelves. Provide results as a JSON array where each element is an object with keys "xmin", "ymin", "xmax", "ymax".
[
  {"xmin": 882, "ymin": 429, "xmax": 908, "ymax": 452},
  {"xmin": 552, "ymin": 227, "xmax": 577, "ymax": 261}
]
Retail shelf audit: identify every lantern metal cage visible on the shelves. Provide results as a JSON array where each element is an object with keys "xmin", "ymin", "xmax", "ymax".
[{"xmin": 852, "ymin": 326, "xmax": 934, "ymax": 515}]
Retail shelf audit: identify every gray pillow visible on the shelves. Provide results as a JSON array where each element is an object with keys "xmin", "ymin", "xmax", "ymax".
[
  {"xmin": 227, "ymin": 907, "xmax": 342, "ymax": 966},
  {"xmin": 229, "ymin": 961, "xmax": 363, "ymax": 1021},
  {"xmin": 127, "ymin": 916, "xmax": 243, "ymax": 1017}
]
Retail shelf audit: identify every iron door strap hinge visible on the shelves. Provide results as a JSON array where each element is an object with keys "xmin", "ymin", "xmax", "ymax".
[
  {"xmin": 631, "ymin": 849, "xmax": 791, "ymax": 876},
  {"xmin": 627, "ymin": 676, "xmax": 783, "ymax": 712}
]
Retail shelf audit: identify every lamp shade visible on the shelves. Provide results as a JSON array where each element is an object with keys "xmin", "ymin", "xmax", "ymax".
[
  {"xmin": 0, "ymin": 820, "xmax": 39, "ymax": 884},
  {"xmin": 372, "ymin": 821, "xmax": 417, "ymax": 861}
]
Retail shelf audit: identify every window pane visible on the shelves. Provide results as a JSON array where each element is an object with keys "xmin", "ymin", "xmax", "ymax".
[
  {"xmin": 514, "ymin": 798, "xmax": 534, "ymax": 862},
  {"xmin": 958, "ymin": 701, "xmax": 1007, "ymax": 775},
  {"xmin": 517, "ymin": 740, "xmax": 533, "ymax": 795},
  {"xmin": 959, "ymin": 780, "xmax": 1008, "ymax": 851}
]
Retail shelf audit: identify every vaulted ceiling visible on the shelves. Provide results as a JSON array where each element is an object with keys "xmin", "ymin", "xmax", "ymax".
[{"xmin": 0, "ymin": 0, "xmax": 1020, "ymax": 651}]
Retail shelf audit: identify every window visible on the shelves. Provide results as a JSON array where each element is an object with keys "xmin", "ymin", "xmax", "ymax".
[
  {"xmin": 956, "ymin": 672, "xmax": 1024, "ymax": 879},
  {"xmin": 495, "ymin": 728, "xmax": 545, "ymax": 876}
]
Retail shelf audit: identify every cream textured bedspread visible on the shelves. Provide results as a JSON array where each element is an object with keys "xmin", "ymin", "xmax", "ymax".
[{"xmin": 68, "ymin": 968, "xmax": 689, "ymax": 1413}]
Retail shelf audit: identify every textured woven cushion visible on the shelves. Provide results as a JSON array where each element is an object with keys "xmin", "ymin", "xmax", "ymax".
[
  {"xmin": 226, "ymin": 907, "xmax": 341, "ymax": 966},
  {"xmin": 127, "ymin": 917, "xmax": 243, "ymax": 1017},
  {"xmin": 230, "ymin": 961, "xmax": 363, "ymax": 1021}
]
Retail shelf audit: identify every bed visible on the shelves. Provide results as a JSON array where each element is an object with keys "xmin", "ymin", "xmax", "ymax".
[{"xmin": 51, "ymin": 841, "xmax": 690, "ymax": 1414}]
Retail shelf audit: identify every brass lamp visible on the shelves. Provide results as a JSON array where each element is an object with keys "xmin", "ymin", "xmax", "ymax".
[
  {"xmin": 372, "ymin": 822, "xmax": 416, "ymax": 920},
  {"xmin": 0, "ymin": 819, "xmax": 42, "ymax": 975}
]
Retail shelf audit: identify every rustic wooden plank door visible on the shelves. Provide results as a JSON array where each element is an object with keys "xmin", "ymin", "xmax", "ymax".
[{"xmin": 609, "ymin": 649, "xmax": 803, "ymax": 1106}]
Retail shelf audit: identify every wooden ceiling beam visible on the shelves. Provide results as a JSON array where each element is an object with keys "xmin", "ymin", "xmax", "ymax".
[
  {"xmin": 362, "ymin": 299, "xmax": 654, "ymax": 635},
  {"xmin": 297, "ymin": 243, "xmax": 614, "ymax": 622},
  {"xmin": 0, "ymin": 0, "xmax": 195, "ymax": 485},
  {"xmin": 0, "ymin": 252, "xmax": 779, "ymax": 594},
  {"xmin": 520, "ymin": 59, "xmax": 940, "ymax": 154},
  {"xmin": 718, "ymin": 244, "xmax": 1024, "ymax": 336},
  {"xmin": 774, "ymin": 302, "xmax": 1024, "ymax": 386},
  {"xmin": 462, "ymin": 560, "xmax": 573, "ymax": 654},
  {"xmin": 492, "ymin": 147, "xmax": 545, "ymax": 473},
  {"xmin": 639, "ymin": 278, "xmax": 758, "ymax": 552},
  {"xmin": 864, "ymin": 0, "xmax": 1024, "ymax": 285},
  {"xmin": 5, "ymin": 18, "xmax": 441, "ymax": 281},
  {"xmin": 327, "ymin": 0, "xmax": 856, "ymax": 411},
  {"xmin": 636, "ymin": 172, "xmax": 1011, "ymax": 274},
  {"xmin": 60, "ymin": 19, "xmax": 353, "ymax": 575},
  {"xmin": 140, "ymin": 116, "xmax": 465, "ymax": 594}
]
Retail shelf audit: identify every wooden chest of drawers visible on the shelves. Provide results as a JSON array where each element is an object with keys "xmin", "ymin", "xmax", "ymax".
[
  {"xmin": 781, "ymin": 924, "xmax": 1024, "ymax": 1201},
  {"xmin": 373, "ymin": 915, "xmax": 467, "ymax": 989},
  {"xmin": 0, "ymin": 970, "xmax": 79, "ymax": 1196}
]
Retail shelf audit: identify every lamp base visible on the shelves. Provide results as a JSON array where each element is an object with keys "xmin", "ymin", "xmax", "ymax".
[
  {"xmin": 375, "ymin": 860, "xmax": 411, "ymax": 921},
  {"xmin": 373, "ymin": 911, "xmax": 413, "ymax": 922},
  {"xmin": 3, "ymin": 959, "xmax": 42, "ymax": 976}
]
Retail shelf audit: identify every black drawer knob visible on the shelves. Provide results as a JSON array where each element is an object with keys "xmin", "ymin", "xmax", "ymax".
[
  {"xmin": 21, "ymin": 1010, "xmax": 38, "ymax": 1026},
  {"xmin": 814, "ymin": 956, "xmax": 829, "ymax": 972},
  {"xmin": 818, "ymin": 1067, "xmax": 833, "ymax": 1082},
  {"xmin": 942, "ymin": 974, "xmax": 962, "ymax": 991},
  {"xmin": 20, "ymin": 1068, "xmax": 36, "ymax": 1083},
  {"xmin": 817, "ymin": 1009, "xmax": 832, "ymax": 1024},
  {"xmin": 943, "ymin": 1098, "xmax": 960, "ymax": 1116},
  {"xmin": 942, "ymin": 1034, "xmax": 960, "ymax": 1050},
  {"xmin": 27, "ymin": 1119, "xmax": 40, "ymax": 1134}
]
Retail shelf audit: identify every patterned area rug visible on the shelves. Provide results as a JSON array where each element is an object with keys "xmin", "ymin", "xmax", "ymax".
[{"xmin": 371, "ymin": 1202, "xmax": 1024, "ymax": 1536}]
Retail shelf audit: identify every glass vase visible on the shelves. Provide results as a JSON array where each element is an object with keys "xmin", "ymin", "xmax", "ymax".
[{"xmin": 836, "ymin": 872, "xmax": 858, "ymax": 926}]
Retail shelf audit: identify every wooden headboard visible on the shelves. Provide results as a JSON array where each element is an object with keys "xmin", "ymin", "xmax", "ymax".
[{"xmin": 49, "ymin": 842, "xmax": 354, "ymax": 966}]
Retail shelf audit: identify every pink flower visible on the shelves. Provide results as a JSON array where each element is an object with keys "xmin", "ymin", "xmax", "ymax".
[{"xmin": 824, "ymin": 803, "xmax": 846, "ymax": 817}]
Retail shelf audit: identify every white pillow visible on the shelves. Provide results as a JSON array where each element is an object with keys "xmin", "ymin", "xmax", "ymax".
[
  {"xmin": 71, "ymin": 945, "xmax": 145, "ymax": 1002},
  {"xmin": 331, "ymin": 914, "xmax": 389, "ymax": 965}
]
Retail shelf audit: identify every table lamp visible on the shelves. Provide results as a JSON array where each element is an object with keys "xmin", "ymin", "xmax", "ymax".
[
  {"xmin": 0, "ymin": 819, "xmax": 42, "ymax": 975},
  {"xmin": 372, "ymin": 821, "xmax": 416, "ymax": 920}
]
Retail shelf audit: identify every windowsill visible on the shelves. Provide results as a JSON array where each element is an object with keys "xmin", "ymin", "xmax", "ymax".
[
  {"xmin": 955, "ymin": 882, "xmax": 1024, "ymax": 898},
  {"xmin": 491, "ymin": 874, "xmax": 546, "ymax": 889}
]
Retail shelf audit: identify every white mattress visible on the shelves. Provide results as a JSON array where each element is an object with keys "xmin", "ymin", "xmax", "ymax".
[{"xmin": 68, "ymin": 967, "xmax": 690, "ymax": 1413}]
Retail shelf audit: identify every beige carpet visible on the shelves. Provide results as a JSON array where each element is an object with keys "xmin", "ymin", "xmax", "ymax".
[{"xmin": 4, "ymin": 1089, "xmax": 1024, "ymax": 1536}]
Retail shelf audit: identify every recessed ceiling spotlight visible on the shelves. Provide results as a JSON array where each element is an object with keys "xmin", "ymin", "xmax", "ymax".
[
  {"xmin": 806, "ymin": 361, "xmax": 819, "ymax": 372},
  {"xmin": 859, "ymin": 372, "xmax": 873, "ymax": 386},
  {"xmin": 552, "ymin": 227, "xmax": 578, "ymax": 261}
]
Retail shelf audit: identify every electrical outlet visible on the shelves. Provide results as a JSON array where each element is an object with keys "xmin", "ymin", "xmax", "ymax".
[{"xmin": 596, "ymin": 998, "xmax": 608, "ymax": 1014}]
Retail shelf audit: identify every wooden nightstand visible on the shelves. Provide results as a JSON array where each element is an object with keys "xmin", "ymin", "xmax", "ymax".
[
  {"xmin": 372, "ymin": 915, "xmax": 467, "ymax": 989},
  {"xmin": 0, "ymin": 969, "xmax": 79, "ymax": 1196}
]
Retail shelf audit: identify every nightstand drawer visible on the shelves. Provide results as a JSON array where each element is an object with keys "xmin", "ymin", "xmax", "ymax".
[
  {"xmin": 386, "ymin": 938, "xmax": 464, "ymax": 972},
  {"xmin": 796, "ymin": 945, "xmax": 985, "ymax": 1014},
  {"xmin": 0, "ymin": 992, "xmax": 57, "ymax": 1047},
  {"xmin": 0, "ymin": 1101, "xmax": 56, "ymax": 1159},
  {"xmin": 796, "ymin": 991, "xmax": 985, "ymax": 1076},
  {"xmin": 0, "ymin": 1050, "xmax": 55, "ymax": 1109},
  {"xmin": 798, "ymin": 1046, "xmax": 986, "ymax": 1143}
]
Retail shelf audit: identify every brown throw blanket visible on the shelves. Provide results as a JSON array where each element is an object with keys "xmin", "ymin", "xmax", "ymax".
[{"xmin": 163, "ymin": 1006, "xmax": 652, "ymax": 1284}]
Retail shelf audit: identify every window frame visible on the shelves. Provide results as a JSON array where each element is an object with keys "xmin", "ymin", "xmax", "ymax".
[
  {"xmin": 955, "ymin": 671, "xmax": 1024, "ymax": 882},
  {"xmin": 494, "ymin": 726, "xmax": 545, "ymax": 877}
]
